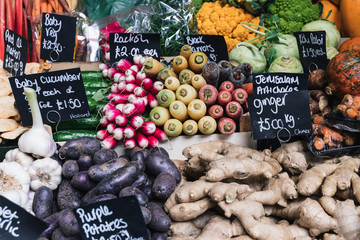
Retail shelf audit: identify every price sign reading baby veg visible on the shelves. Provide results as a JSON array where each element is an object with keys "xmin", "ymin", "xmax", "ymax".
[
  {"xmin": 74, "ymin": 196, "xmax": 149, "ymax": 240},
  {"xmin": 294, "ymin": 31, "xmax": 329, "ymax": 72},
  {"xmin": 0, "ymin": 196, "xmax": 47, "ymax": 240},
  {"xmin": 109, "ymin": 33, "xmax": 160, "ymax": 65},
  {"xmin": 248, "ymin": 91, "xmax": 312, "ymax": 140},
  {"xmin": 3, "ymin": 29, "xmax": 27, "ymax": 76},
  {"xmin": 40, "ymin": 13, "xmax": 76, "ymax": 62},
  {"xmin": 9, "ymin": 68, "xmax": 90, "ymax": 126}
]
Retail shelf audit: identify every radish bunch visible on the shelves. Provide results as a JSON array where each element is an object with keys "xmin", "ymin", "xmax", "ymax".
[
  {"xmin": 99, "ymin": 21, "xmax": 126, "ymax": 63},
  {"xmin": 97, "ymin": 55, "xmax": 168, "ymax": 149}
]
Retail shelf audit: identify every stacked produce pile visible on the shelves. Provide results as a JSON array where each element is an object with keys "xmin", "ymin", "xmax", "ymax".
[{"xmin": 167, "ymin": 140, "xmax": 360, "ymax": 240}]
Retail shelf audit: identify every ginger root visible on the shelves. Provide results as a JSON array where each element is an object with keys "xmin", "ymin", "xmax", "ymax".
[
  {"xmin": 208, "ymin": 182, "xmax": 250, "ymax": 203},
  {"xmin": 169, "ymin": 197, "xmax": 215, "ymax": 222},
  {"xmin": 297, "ymin": 163, "xmax": 338, "ymax": 196},
  {"xmin": 245, "ymin": 172, "xmax": 298, "ymax": 207},
  {"xmin": 195, "ymin": 216, "xmax": 244, "ymax": 240},
  {"xmin": 168, "ymin": 221, "xmax": 201, "ymax": 238},
  {"xmin": 206, "ymin": 157, "xmax": 282, "ymax": 182},
  {"xmin": 175, "ymin": 179, "xmax": 215, "ymax": 203}
]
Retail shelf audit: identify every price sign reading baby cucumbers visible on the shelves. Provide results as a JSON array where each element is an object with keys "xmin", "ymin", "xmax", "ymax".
[{"xmin": 9, "ymin": 68, "xmax": 90, "ymax": 126}]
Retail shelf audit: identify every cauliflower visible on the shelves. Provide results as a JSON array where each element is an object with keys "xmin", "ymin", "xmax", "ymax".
[{"xmin": 264, "ymin": 0, "xmax": 320, "ymax": 34}]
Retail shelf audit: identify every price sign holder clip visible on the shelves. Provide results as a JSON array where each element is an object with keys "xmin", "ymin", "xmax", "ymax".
[
  {"xmin": 308, "ymin": 62, "xmax": 319, "ymax": 73},
  {"xmin": 49, "ymin": 50, "xmax": 60, "ymax": 62},
  {"xmin": 46, "ymin": 110, "xmax": 61, "ymax": 142},
  {"xmin": 276, "ymin": 127, "xmax": 291, "ymax": 147}
]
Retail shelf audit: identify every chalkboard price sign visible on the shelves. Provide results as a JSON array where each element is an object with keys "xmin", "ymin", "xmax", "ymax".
[
  {"xmin": 252, "ymin": 73, "xmax": 308, "ymax": 96},
  {"xmin": 3, "ymin": 28, "xmax": 27, "ymax": 76},
  {"xmin": 248, "ymin": 91, "xmax": 312, "ymax": 140},
  {"xmin": 74, "ymin": 196, "xmax": 149, "ymax": 240},
  {"xmin": 110, "ymin": 33, "xmax": 161, "ymax": 65},
  {"xmin": 184, "ymin": 34, "xmax": 228, "ymax": 62},
  {"xmin": 9, "ymin": 68, "xmax": 90, "ymax": 126},
  {"xmin": 0, "ymin": 196, "xmax": 48, "ymax": 240},
  {"xmin": 294, "ymin": 31, "xmax": 329, "ymax": 72},
  {"xmin": 40, "ymin": 13, "xmax": 76, "ymax": 62}
]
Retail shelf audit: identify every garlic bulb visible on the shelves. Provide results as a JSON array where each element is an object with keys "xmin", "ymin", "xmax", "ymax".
[
  {"xmin": 18, "ymin": 87, "xmax": 56, "ymax": 158},
  {"xmin": 4, "ymin": 148, "xmax": 34, "ymax": 170},
  {"xmin": 27, "ymin": 158, "xmax": 62, "ymax": 191},
  {"xmin": 0, "ymin": 189, "xmax": 28, "ymax": 207},
  {"xmin": 0, "ymin": 161, "xmax": 30, "ymax": 194}
]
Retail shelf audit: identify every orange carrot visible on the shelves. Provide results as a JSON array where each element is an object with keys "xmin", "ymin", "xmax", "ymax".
[
  {"xmin": 47, "ymin": 0, "xmax": 56, "ymax": 12},
  {"xmin": 48, "ymin": 1, "xmax": 53, "ymax": 13},
  {"xmin": 344, "ymin": 107, "xmax": 358, "ymax": 119},
  {"xmin": 312, "ymin": 115, "xmax": 326, "ymax": 125},
  {"xmin": 35, "ymin": 38, "xmax": 44, "ymax": 63},
  {"xmin": 57, "ymin": 0, "xmax": 63, "ymax": 12},
  {"xmin": 172, "ymin": 55, "xmax": 188, "ymax": 74},
  {"xmin": 58, "ymin": 0, "xmax": 69, "ymax": 12},
  {"xmin": 313, "ymin": 136, "xmax": 325, "ymax": 151},
  {"xmin": 33, "ymin": 0, "xmax": 41, "ymax": 16},
  {"xmin": 353, "ymin": 96, "xmax": 360, "ymax": 110},
  {"xmin": 322, "ymin": 127, "xmax": 344, "ymax": 145},
  {"xmin": 40, "ymin": 0, "xmax": 47, "ymax": 14}
]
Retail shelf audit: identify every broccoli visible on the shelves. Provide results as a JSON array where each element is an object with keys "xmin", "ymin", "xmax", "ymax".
[{"xmin": 264, "ymin": 0, "xmax": 320, "ymax": 34}]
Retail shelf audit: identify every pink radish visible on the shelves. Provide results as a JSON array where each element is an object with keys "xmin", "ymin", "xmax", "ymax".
[
  {"xmin": 102, "ymin": 69, "xmax": 109, "ymax": 78},
  {"xmin": 125, "ymin": 83, "xmax": 137, "ymax": 93},
  {"xmin": 115, "ymin": 113, "xmax": 127, "ymax": 127},
  {"xmin": 124, "ymin": 138, "xmax": 136, "ymax": 149},
  {"xmin": 111, "ymin": 83, "xmax": 120, "ymax": 93},
  {"xmin": 135, "ymin": 71, "xmax": 146, "ymax": 85},
  {"xmin": 147, "ymin": 93, "xmax": 158, "ymax": 108},
  {"xmin": 141, "ymin": 78, "xmax": 153, "ymax": 92},
  {"xmin": 102, "ymin": 102, "xmax": 115, "ymax": 115},
  {"xmin": 132, "ymin": 98, "xmax": 145, "ymax": 115},
  {"xmin": 100, "ymin": 116, "xmax": 110, "ymax": 127},
  {"xmin": 154, "ymin": 128, "xmax": 167, "ymax": 141},
  {"xmin": 142, "ymin": 96, "xmax": 148, "ymax": 106},
  {"xmin": 105, "ymin": 52, "xmax": 110, "ymax": 62},
  {"xmin": 117, "ymin": 81, "xmax": 126, "ymax": 92},
  {"xmin": 150, "ymin": 81, "xmax": 164, "ymax": 95},
  {"xmin": 96, "ymin": 129, "xmax": 109, "ymax": 140},
  {"xmin": 141, "ymin": 121, "xmax": 156, "ymax": 135},
  {"xmin": 128, "ymin": 94, "xmax": 137, "ymax": 103},
  {"xmin": 124, "ymin": 126, "xmax": 136, "ymax": 139},
  {"xmin": 125, "ymin": 75, "xmax": 136, "ymax": 84},
  {"xmin": 108, "ymin": 68, "xmax": 118, "ymax": 79},
  {"xmin": 114, "ymin": 72, "xmax": 125, "ymax": 83},
  {"xmin": 147, "ymin": 135, "xmax": 159, "ymax": 148},
  {"xmin": 125, "ymin": 69, "xmax": 137, "ymax": 77},
  {"xmin": 134, "ymin": 87, "xmax": 146, "ymax": 97},
  {"xmin": 99, "ymin": 63, "xmax": 109, "ymax": 71},
  {"xmin": 130, "ymin": 115, "xmax": 144, "ymax": 129},
  {"xmin": 105, "ymin": 108, "xmax": 121, "ymax": 122},
  {"xmin": 139, "ymin": 56, "xmax": 148, "ymax": 68},
  {"xmin": 101, "ymin": 135, "xmax": 118, "ymax": 149},
  {"xmin": 130, "ymin": 65, "xmax": 139, "ymax": 73},
  {"xmin": 117, "ymin": 59, "xmax": 132, "ymax": 72},
  {"xmin": 106, "ymin": 123, "xmax": 117, "ymax": 134},
  {"xmin": 122, "ymin": 103, "xmax": 137, "ymax": 117},
  {"xmin": 113, "ymin": 127, "xmax": 124, "ymax": 140},
  {"xmin": 109, "ymin": 94, "xmax": 130, "ymax": 104},
  {"xmin": 133, "ymin": 54, "xmax": 143, "ymax": 66},
  {"xmin": 135, "ymin": 132, "xmax": 149, "ymax": 148},
  {"xmin": 115, "ymin": 103, "xmax": 125, "ymax": 112}
]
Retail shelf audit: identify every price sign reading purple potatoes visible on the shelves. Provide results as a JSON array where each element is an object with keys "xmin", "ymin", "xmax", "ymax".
[
  {"xmin": 248, "ymin": 90, "xmax": 312, "ymax": 140},
  {"xmin": 40, "ymin": 13, "xmax": 76, "ymax": 62},
  {"xmin": 294, "ymin": 31, "xmax": 329, "ymax": 72},
  {"xmin": 184, "ymin": 34, "xmax": 228, "ymax": 62},
  {"xmin": 74, "ymin": 196, "xmax": 149, "ymax": 240},
  {"xmin": 3, "ymin": 28, "xmax": 27, "ymax": 76},
  {"xmin": 0, "ymin": 196, "xmax": 47, "ymax": 240},
  {"xmin": 9, "ymin": 68, "xmax": 90, "ymax": 126}
]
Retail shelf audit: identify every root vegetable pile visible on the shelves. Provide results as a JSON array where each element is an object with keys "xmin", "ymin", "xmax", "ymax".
[{"xmin": 167, "ymin": 140, "xmax": 360, "ymax": 240}]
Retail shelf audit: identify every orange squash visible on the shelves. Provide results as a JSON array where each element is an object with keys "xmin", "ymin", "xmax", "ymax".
[
  {"xmin": 318, "ymin": 0, "xmax": 341, "ymax": 33},
  {"xmin": 340, "ymin": 0, "xmax": 360, "ymax": 37},
  {"xmin": 338, "ymin": 37, "xmax": 360, "ymax": 53},
  {"xmin": 326, "ymin": 50, "xmax": 360, "ymax": 99}
]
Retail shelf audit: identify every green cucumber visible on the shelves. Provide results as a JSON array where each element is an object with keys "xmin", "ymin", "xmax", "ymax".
[
  {"xmin": 55, "ymin": 114, "xmax": 100, "ymax": 130},
  {"xmin": 81, "ymin": 71, "xmax": 104, "ymax": 82},
  {"xmin": 83, "ymin": 81, "xmax": 109, "ymax": 89},
  {"xmin": 53, "ymin": 130, "xmax": 97, "ymax": 142},
  {"xmin": 85, "ymin": 87, "xmax": 103, "ymax": 97}
]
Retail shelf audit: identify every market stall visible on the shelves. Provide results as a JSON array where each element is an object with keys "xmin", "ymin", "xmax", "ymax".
[{"xmin": 0, "ymin": 0, "xmax": 360, "ymax": 239}]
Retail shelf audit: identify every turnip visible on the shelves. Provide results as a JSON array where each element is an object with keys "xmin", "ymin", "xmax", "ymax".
[
  {"xmin": 169, "ymin": 101, "xmax": 188, "ymax": 122},
  {"xmin": 187, "ymin": 99, "xmax": 206, "ymax": 121},
  {"xmin": 182, "ymin": 119, "xmax": 198, "ymax": 136},
  {"xmin": 150, "ymin": 107, "xmax": 170, "ymax": 126},
  {"xmin": 198, "ymin": 116, "xmax": 217, "ymax": 135},
  {"xmin": 157, "ymin": 89, "xmax": 176, "ymax": 108},
  {"xmin": 164, "ymin": 119, "xmax": 183, "ymax": 137},
  {"xmin": 176, "ymin": 84, "xmax": 197, "ymax": 105}
]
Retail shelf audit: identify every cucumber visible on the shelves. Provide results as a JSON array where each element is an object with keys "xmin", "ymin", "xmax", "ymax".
[
  {"xmin": 55, "ymin": 114, "xmax": 100, "ymax": 130},
  {"xmin": 81, "ymin": 71, "xmax": 104, "ymax": 82},
  {"xmin": 83, "ymin": 81, "xmax": 109, "ymax": 89},
  {"xmin": 53, "ymin": 130, "xmax": 97, "ymax": 142},
  {"xmin": 88, "ymin": 98, "xmax": 97, "ymax": 113},
  {"xmin": 85, "ymin": 87, "xmax": 102, "ymax": 97}
]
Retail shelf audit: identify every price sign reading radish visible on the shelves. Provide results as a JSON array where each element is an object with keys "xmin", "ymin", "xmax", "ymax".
[
  {"xmin": 3, "ymin": 29, "xmax": 27, "ymax": 76},
  {"xmin": 9, "ymin": 68, "xmax": 90, "ymax": 126},
  {"xmin": 0, "ymin": 196, "xmax": 47, "ymax": 240},
  {"xmin": 40, "ymin": 13, "xmax": 76, "ymax": 62},
  {"xmin": 248, "ymin": 91, "xmax": 312, "ymax": 140},
  {"xmin": 109, "ymin": 33, "xmax": 161, "ymax": 65}
]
